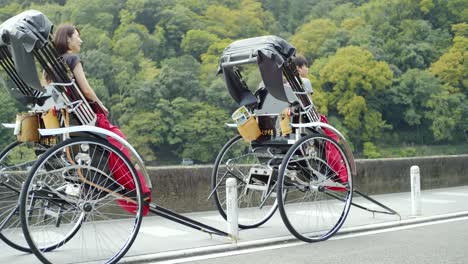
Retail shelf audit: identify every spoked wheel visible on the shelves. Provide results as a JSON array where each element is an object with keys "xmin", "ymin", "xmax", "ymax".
[
  {"xmin": 211, "ymin": 135, "xmax": 278, "ymax": 229},
  {"xmin": 19, "ymin": 137, "xmax": 144, "ymax": 264},
  {"xmin": 0, "ymin": 141, "xmax": 46, "ymax": 252},
  {"xmin": 277, "ymin": 134, "xmax": 353, "ymax": 242}
]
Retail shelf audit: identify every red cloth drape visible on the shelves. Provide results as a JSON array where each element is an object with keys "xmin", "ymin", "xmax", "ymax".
[
  {"xmin": 320, "ymin": 115, "xmax": 349, "ymax": 188},
  {"xmin": 96, "ymin": 114, "xmax": 151, "ymax": 215}
]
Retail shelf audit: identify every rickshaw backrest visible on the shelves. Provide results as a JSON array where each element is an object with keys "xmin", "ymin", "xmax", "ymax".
[
  {"xmin": 220, "ymin": 35, "xmax": 320, "ymax": 124},
  {"xmin": 0, "ymin": 10, "xmax": 96, "ymax": 126},
  {"xmin": 0, "ymin": 10, "xmax": 51, "ymax": 98},
  {"xmin": 0, "ymin": 45, "xmax": 38, "ymax": 102},
  {"xmin": 219, "ymin": 36, "xmax": 296, "ymax": 109},
  {"xmin": 254, "ymin": 86, "xmax": 295, "ymax": 115},
  {"xmin": 222, "ymin": 67, "xmax": 258, "ymax": 109}
]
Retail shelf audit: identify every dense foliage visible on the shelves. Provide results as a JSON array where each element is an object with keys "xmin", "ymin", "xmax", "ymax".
[{"xmin": 0, "ymin": 0, "xmax": 466, "ymax": 163}]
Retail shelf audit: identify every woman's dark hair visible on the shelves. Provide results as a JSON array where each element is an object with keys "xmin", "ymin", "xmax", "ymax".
[
  {"xmin": 293, "ymin": 55, "xmax": 308, "ymax": 68},
  {"xmin": 53, "ymin": 24, "xmax": 80, "ymax": 55}
]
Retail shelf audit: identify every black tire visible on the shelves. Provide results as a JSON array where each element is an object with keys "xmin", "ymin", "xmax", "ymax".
[
  {"xmin": 277, "ymin": 134, "xmax": 353, "ymax": 242},
  {"xmin": 19, "ymin": 137, "xmax": 144, "ymax": 264},
  {"xmin": 0, "ymin": 141, "xmax": 47, "ymax": 252},
  {"xmin": 211, "ymin": 135, "xmax": 277, "ymax": 229}
]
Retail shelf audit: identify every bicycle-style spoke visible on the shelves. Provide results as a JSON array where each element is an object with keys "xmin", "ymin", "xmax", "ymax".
[
  {"xmin": 211, "ymin": 136, "xmax": 278, "ymax": 228},
  {"xmin": 20, "ymin": 137, "xmax": 143, "ymax": 264},
  {"xmin": 278, "ymin": 135, "xmax": 353, "ymax": 242},
  {"xmin": 0, "ymin": 141, "xmax": 47, "ymax": 252}
]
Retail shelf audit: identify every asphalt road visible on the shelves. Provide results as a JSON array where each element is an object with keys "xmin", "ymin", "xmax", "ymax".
[
  {"xmin": 172, "ymin": 216, "xmax": 468, "ymax": 264},
  {"xmin": 1, "ymin": 186, "xmax": 468, "ymax": 264}
]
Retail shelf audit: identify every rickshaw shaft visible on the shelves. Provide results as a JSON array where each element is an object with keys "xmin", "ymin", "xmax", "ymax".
[{"xmin": 148, "ymin": 203, "xmax": 229, "ymax": 237}]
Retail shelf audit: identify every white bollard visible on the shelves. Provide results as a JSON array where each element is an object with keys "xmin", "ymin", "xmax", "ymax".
[
  {"xmin": 226, "ymin": 177, "xmax": 238, "ymax": 242},
  {"xmin": 410, "ymin": 165, "xmax": 421, "ymax": 216}
]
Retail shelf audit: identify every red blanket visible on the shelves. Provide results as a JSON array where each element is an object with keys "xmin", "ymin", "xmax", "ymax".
[
  {"xmin": 320, "ymin": 115, "xmax": 349, "ymax": 189},
  {"xmin": 96, "ymin": 114, "xmax": 151, "ymax": 215}
]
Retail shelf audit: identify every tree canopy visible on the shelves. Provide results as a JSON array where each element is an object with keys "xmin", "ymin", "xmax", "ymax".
[{"xmin": 0, "ymin": 0, "xmax": 466, "ymax": 162}]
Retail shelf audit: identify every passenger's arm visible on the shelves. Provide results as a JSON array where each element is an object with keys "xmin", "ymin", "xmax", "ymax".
[{"xmin": 72, "ymin": 62, "xmax": 109, "ymax": 115}]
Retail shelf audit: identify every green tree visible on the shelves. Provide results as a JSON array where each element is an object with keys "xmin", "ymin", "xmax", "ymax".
[
  {"xmin": 66, "ymin": 0, "xmax": 121, "ymax": 32},
  {"xmin": 0, "ymin": 2, "xmax": 22, "ymax": 22},
  {"xmin": 109, "ymin": 56, "xmax": 138, "ymax": 99},
  {"xmin": 121, "ymin": 111, "xmax": 166, "ymax": 162},
  {"xmin": 79, "ymin": 25, "xmax": 112, "ymax": 53},
  {"xmin": 363, "ymin": 141, "xmax": 381, "ymax": 158},
  {"xmin": 308, "ymin": 0, "xmax": 350, "ymax": 21},
  {"xmin": 0, "ymin": 88, "xmax": 18, "ymax": 148},
  {"xmin": 200, "ymin": 38, "xmax": 236, "ymax": 110},
  {"xmin": 132, "ymin": 0, "xmax": 174, "ymax": 32},
  {"xmin": 123, "ymin": 97, "xmax": 233, "ymax": 165},
  {"xmin": 203, "ymin": 0, "xmax": 273, "ymax": 39},
  {"xmin": 155, "ymin": 4, "xmax": 201, "ymax": 56},
  {"xmin": 87, "ymin": 78, "xmax": 109, "ymax": 104},
  {"xmin": 342, "ymin": 22, "xmax": 386, "ymax": 62},
  {"xmin": 29, "ymin": 3, "xmax": 67, "ymax": 24},
  {"xmin": 428, "ymin": 24, "xmax": 467, "ymax": 141},
  {"xmin": 260, "ymin": 0, "xmax": 314, "ymax": 33},
  {"xmin": 81, "ymin": 49, "xmax": 113, "ymax": 86},
  {"xmin": 328, "ymin": 2, "xmax": 360, "ymax": 22},
  {"xmin": 154, "ymin": 55, "xmax": 204, "ymax": 101},
  {"xmin": 290, "ymin": 19, "xmax": 338, "ymax": 61},
  {"xmin": 142, "ymin": 30, "xmax": 167, "ymax": 62},
  {"xmin": 426, "ymin": 87, "xmax": 466, "ymax": 141},
  {"xmin": 1, "ymin": 0, "xmax": 466, "ymax": 160},
  {"xmin": 162, "ymin": 97, "xmax": 232, "ymax": 163},
  {"xmin": 446, "ymin": 0, "xmax": 468, "ymax": 23},
  {"xmin": 430, "ymin": 23, "xmax": 467, "ymax": 91},
  {"xmin": 200, "ymin": 38, "xmax": 233, "ymax": 86},
  {"xmin": 389, "ymin": 69, "xmax": 442, "ymax": 128},
  {"xmin": 360, "ymin": 0, "xmax": 421, "ymax": 27},
  {"xmin": 319, "ymin": 46, "xmax": 393, "ymax": 148},
  {"xmin": 170, "ymin": 97, "xmax": 233, "ymax": 163},
  {"xmin": 390, "ymin": 19, "xmax": 450, "ymax": 71},
  {"xmin": 112, "ymin": 23, "xmax": 150, "ymax": 61},
  {"xmin": 181, "ymin": 29, "xmax": 219, "ymax": 61}
]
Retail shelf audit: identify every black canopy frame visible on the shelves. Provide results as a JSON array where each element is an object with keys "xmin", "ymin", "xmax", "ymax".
[
  {"xmin": 218, "ymin": 35, "xmax": 320, "ymax": 122},
  {"xmin": 0, "ymin": 10, "xmax": 95, "ymax": 125}
]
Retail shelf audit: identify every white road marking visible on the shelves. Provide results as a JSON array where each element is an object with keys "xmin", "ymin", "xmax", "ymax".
[
  {"xmin": 294, "ymin": 210, "xmax": 340, "ymax": 217},
  {"xmin": 420, "ymin": 198, "xmax": 455, "ymax": 204},
  {"xmin": 154, "ymin": 216, "xmax": 468, "ymax": 263},
  {"xmin": 402, "ymin": 198, "xmax": 454, "ymax": 204},
  {"xmin": 434, "ymin": 192, "xmax": 468, "ymax": 197},
  {"xmin": 139, "ymin": 226, "xmax": 187, "ymax": 237},
  {"xmin": 200, "ymin": 215, "xmax": 225, "ymax": 221},
  {"xmin": 202, "ymin": 215, "xmax": 251, "ymax": 222}
]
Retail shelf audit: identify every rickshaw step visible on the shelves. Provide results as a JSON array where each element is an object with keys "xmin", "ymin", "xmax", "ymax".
[{"xmin": 244, "ymin": 167, "xmax": 276, "ymax": 200}]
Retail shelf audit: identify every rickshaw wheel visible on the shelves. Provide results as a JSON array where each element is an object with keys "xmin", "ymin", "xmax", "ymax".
[
  {"xmin": 0, "ymin": 141, "xmax": 47, "ymax": 252},
  {"xmin": 19, "ymin": 137, "xmax": 143, "ymax": 264},
  {"xmin": 277, "ymin": 134, "xmax": 353, "ymax": 242},
  {"xmin": 211, "ymin": 135, "xmax": 277, "ymax": 229}
]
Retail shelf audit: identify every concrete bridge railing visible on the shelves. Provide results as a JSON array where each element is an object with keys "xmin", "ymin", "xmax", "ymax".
[{"xmin": 146, "ymin": 155, "xmax": 468, "ymax": 213}]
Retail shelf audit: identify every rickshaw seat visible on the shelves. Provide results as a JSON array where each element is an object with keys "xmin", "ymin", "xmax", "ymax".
[
  {"xmin": 254, "ymin": 84, "xmax": 295, "ymax": 116},
  {"xmin": 239, "ymin": 91, "xmax": 258, "ymax": 110},
  {"xmin": 255, "ymin": 87, "xmax": 268, "ymax": 110},
  {"xmin": 29, "ymin": 95, "xmax": 51, "ymax": 106}
]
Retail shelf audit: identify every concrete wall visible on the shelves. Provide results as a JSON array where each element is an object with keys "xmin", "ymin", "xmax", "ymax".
[{"xmin": 146, "ymin": 155, "xmax": 468, "ymax": 213}]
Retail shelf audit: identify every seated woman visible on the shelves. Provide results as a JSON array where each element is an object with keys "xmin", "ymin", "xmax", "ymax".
[
  {"xmin": 292, "ymin": 55, "xmax": 313, "ymax": 97},
  {"xmin": 53, "ymin": 24, "xmax": 151, "ymax": 213}
]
